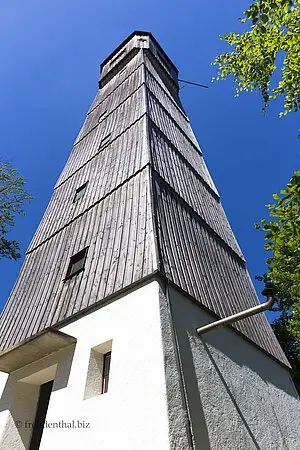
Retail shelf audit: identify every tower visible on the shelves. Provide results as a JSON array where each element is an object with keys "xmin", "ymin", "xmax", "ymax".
[{"xmin": 0, "ymin": 31, "xmax": 299, "ymax": 449}]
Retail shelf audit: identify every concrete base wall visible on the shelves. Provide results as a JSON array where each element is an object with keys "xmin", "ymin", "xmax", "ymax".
[
  {"xmin": 0, "ymin": 281, "xmax": 172, "ymax": 450},
  {"xmin": 0, "ymin": 280, "xmax": 299, "ymax": 450},
  {"xmin": 167, "ymin": 286, "xmax": 300, "ymax": 450}
]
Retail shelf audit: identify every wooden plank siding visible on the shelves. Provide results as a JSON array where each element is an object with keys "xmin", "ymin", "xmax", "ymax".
[
  {"xmin": 0, "ymin": 32, "xmax": 288, "ymax": 366},
  {"xmin": 76, "ymin": 62, "xmax": 145, "ymax": 145},
  {"xmin": 146, "ymin": 90, "xmax": 222, "ymax": 194},
  {"xmin": 100, "ymin": 34, "xmax": 143, "ymax": 81},
  {"xmin": 56, "ymin": 86, "xmax": 146, "ymax": 187},
  {"xmin": 144, "ymin": 49, "xmax": 180, "ymax": 105},
  {"xmin": 88, "ymin": 50, "xmax": 144, "ymax": 114},
  {"xmin": 0, "ymin": 168, "xmax": 155, "ymax": 350},
  {"xmin": 149, "ymin": 124, "xmax": 243, "ymax": 258},
  {"xmin": 146, "ymin": 69, "xmax": 199, "ymax": 148},
  {"xmin": 28, "ymin": 117, "xmax": 148, "ymax": 251},
  {"xmin": 153, "ymin": 175, "xmax": 288, "ymax": 365}
]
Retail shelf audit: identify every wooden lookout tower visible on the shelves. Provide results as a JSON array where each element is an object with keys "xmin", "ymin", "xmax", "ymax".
[{"xmin": 0, "ymin": 31, "xmax": 299, "ymax": 450}]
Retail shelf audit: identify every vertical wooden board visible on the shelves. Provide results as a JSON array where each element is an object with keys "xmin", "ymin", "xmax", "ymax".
[
  {"xmin": 101, "ymin": 188, "xmax": 124, "ymax": 299},
  {"xmin": 149, "ymin": 123, "xmax": 243, "ymax": 257},
  {"xmin": 146, "ymin": 69, "xmax": 197, "ymax": 146},
  {"xmin": 104, "ymin": 182, "xmax": 128, "ymax": 297},
  {"xmin": 144, "ymin": 50, "xmax": 178, "ymax": 99},
  {"xmin": 56, "ymin": 87, "xmax": 146, "ymax": 187},
  {"xmin": 4, "ymin": 234, "xmax": 55, "ymax": 346},
  {"xmin": 89, "ymin": 50, "xmax": 144, "ymax": 113},
  {"xmin": 153, "ymin": 178, "xmax": 180, "ymax": 285},
  {"xmin": 28, "ymin": 118, "xmax": 148, "ymax": 251},
  {"xmin": 112, "ymin": 174, "xmax": 135, "ymax": 292},
  {"xmin": 131, "ymin": 169, "xmax": 148, "ymax": 283},
  {"xmin": 100, "ymin": 35, "xmax": 139, "ymax": 80},
  {"xmin": 76, "ymin": 65, "xmax": 144, "ymax": 144},
  {"xmin": 121, "ymin": 174, "xmax": 141, "ymax": 287},
  {"xmin": 154, "ymin": 178, "xmax": 287, "ymax": 364},
  {"xmin": 26, "ymin": 226, "xmax": 69, "ymax": 338}
]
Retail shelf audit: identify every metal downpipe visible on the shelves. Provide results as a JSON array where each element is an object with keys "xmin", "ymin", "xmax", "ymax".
[{"xmin": 196, "ymin": 283, "xmax": 276, "ymax": 335}]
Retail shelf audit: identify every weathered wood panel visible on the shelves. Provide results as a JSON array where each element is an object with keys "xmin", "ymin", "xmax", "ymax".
[
  {"xmin": 149, "ymin": 121, "xmax": 217, "ymax": 197},
  {"xmin": 147, "ymin": 93, "xmax": 218, "ymax": 195},
  {"xmin": 56, "ymin": 86, "xmax": 146, "ymax": 187},
  {"xmin": 150, "ymin": 125, "xmax": 243, "ymax": 257},
  {"xmin": 153, "ymin": 175, "xmax": 288, "ymax": 366},
  {"xmin": 77, "ymin": 63, "xmax": 144, "ymax": 144},
  {"xmin": 144, "ymin": 51, "xmax": 181, "ymax": 106},
  {"xmin": 88, "ymin": 50, "xmax": 144, "ymax": 114},
  {"xmin": 147, "ymin": 89, "xmax": 199, "ymax": 150},
  {"xmin": 148, "ymin": 39, "xmax": 178, "ymax": 82},
  {"xmin": 146, "ymin": 69, "xmax": 198, "ymax": 147},
  {"xmin": 0, "ymin": 168, "xmax": 155, "ymax": 350},
  {"xmin": 100, "ymin": 34, "xmax": 143, "ymax": 80},
  {"xmin": 28, "ymin": 117, "xmax": 148, "ymax": 251}
]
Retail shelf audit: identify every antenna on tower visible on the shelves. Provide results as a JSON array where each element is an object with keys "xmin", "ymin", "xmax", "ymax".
[{"xmin": 178, "ymin": 78, "xmax": 209, "ymax": 89}]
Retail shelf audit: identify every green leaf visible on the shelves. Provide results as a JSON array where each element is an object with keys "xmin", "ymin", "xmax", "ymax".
[{"xmin": 0, "ymin": 162, "xmax": 32, "ymax": 260}]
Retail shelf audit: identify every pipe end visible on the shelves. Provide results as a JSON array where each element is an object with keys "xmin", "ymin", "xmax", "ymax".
[{"xmin": 261, "ymin": 282, "xmax": 276, "ymax": 298}]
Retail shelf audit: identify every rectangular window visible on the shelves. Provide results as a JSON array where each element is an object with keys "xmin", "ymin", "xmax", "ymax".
[
  {"xmin": 29, "ymin": 380, "xmax": 54, "ymax": 450},
  {"xmin": 99, "ymin": 133, "xmax": 111, "ymax": 150},
  {"xmin": 74, "ymin": 182, "xmax": 88, "ymax": 202},
  {"xmin": 84, "ymin": 340, "xmax": 112, "ymax": 400},
  {"xmin": 101, "ymin": 352, "xmax": 111, "ymax": 394},
  {"xmin": 65, "ymin": 247, "xmax": 88, "ymax": 280},
  {"xmin": 98, "ymin": 110, "xmax": 107, "ymax": 123}
]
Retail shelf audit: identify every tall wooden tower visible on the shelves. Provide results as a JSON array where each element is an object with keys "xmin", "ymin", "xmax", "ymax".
[{"xmin": 0, "ymin": 31, "xmax": 299, "ymax": 450}]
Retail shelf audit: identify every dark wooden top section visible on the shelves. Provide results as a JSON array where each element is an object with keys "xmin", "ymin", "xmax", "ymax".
[
  {"xmin": 0, "ymin": 32, "xmax": 289, "ymax": 367},
  {"xmin": 100, "ymin": 30, "xmax": 178, "ymax": 74}
]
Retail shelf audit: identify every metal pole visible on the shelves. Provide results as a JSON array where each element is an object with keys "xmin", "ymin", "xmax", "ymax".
[
  {"xmin": 178, "ymin": 79, "xmax": 209, "ymax": 89},
  {"xmin": 196, "ymin": 283, "xmax": 276, "ymax": 335}
]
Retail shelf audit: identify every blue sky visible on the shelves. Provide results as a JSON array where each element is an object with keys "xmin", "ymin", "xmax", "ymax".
[{"xmin": 0, "ymin": 1, "xmax": 298, "ymax": 321}]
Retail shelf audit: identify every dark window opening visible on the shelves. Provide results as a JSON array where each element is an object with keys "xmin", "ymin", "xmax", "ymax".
[
  {"xmin": 98, "ymin": 110, "xmax": 107, "ymax": 123},
  {"xmin": 65, "ymin": 247, "xmax": 88, "ymax": 280},
  {"xmin": 99, "ymin": 133, "xmax": 111, "ymax": 150},
  {"xmin": 29, "ymin": 380, "xmax": 54, "ymax": 450},
  {"xmin": 119, "ymin": 66, "xmax": 127, "ymax": 75},
  {"xmin": 73, "ymin": 182, "xmax": 88, "ymax": 202},
  {"xmin": 101, "ymin": 352, "xmax": 111, "ymax": 394}
]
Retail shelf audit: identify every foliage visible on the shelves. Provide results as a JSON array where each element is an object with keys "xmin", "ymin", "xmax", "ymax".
[
  {"xmin": 255, "ymin": 171, "xmax": 300, "ymax": 388},
  {"xmin": 213, "ymin": 0, "xmax": 300, "ymax": 120},
  {"xmin": 213, "ymin": 0, "xmax": 300, "ymax": 382},
  {"xmin": 254, "ymin": 172, "xmax": 300, "ymax": 348},
  {"xmin": 254, "ymin": 171, "xmax": 300, "ymax": 312},
  {"xmin": 0, "ymin": 162, "xmax": 32, "ymax": 260},
  {"xmin": 272, "ymin": 312, "xmax": 300, "ymax": 391}
]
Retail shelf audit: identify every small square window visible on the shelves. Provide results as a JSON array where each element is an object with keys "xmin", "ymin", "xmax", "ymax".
[
  {"xmin": 74, "ymin": 182, "xmax": 88, "ymax": 202},
  {"xmin": 65, "ymin": 247, "xmax": 88, "ymax": 280},
  {"xmin": 99, "ymin": 133, "xmax": 111, "ymax": 150}
]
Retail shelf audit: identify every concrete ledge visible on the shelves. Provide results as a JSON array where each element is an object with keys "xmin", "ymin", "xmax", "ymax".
[{"xmin": 0, "ymin": 328, "xmax": 76, "ymax": 373}]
